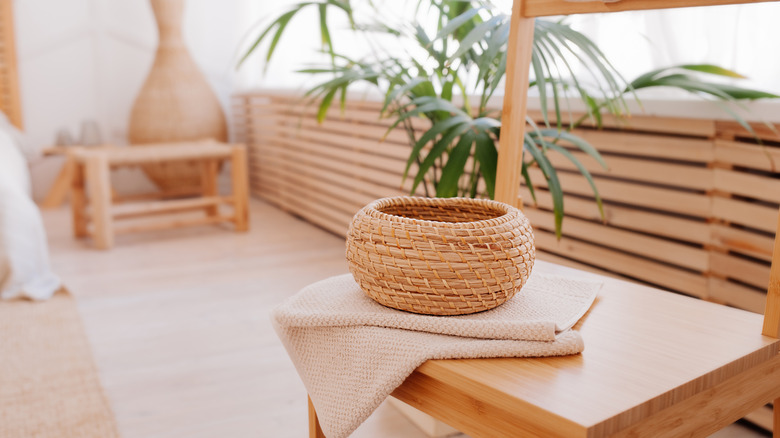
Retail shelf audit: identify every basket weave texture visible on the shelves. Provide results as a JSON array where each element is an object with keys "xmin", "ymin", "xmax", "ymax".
[{"xmin": 346, "ymin": 196, "xmax": 535, "ymax": 315}]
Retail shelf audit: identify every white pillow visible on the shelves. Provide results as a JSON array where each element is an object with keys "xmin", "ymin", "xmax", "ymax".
[
  {"xmin": 0, "ymin": 129, "xmax": 31, "ymax": 196},
  {"xmin": 0, "ymin": 120, "xmax": 60, "ymax": 300},
  {"xmin": 0, "ymin": 185, "xmax": 61, "ymax": 300}
]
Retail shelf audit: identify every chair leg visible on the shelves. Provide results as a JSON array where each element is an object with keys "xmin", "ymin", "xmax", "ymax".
[
  {"xmin": 308, "ymin": 396, "xmax": 326, "ymax": 438},
  {"xmin": 85, "ymin": 154, "xmax": 113, "ymax": 249},
  {"xmin": 201, "ymin": 159, "xmax": 219, "ymax": 217},
  {"xmin": 774, "ymin": 399, "xmax": 779, "ymax": 438},
  {"xmin": 42, "ymin": 155, "xmax": 75, "ymax": 208},
  {"xmin": 230, "ymin": 146, "xmax": 250, "ymax": 232},
  {"xmin": 70, "ymin": 160, "xmax": 88, "ymax": 238}
]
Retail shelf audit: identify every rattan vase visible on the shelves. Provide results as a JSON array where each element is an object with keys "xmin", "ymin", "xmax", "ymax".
[
  {"xmin": 128, "ymin": 0, "xmax": 228, "ymax": 191},
  {"xmin": 346, "ymin": 197, "xmax": 535, "ymax": 316}
]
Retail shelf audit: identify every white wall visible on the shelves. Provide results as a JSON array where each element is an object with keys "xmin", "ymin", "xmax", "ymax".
[{"xmin": 17, "ymin": 0, "xmax": 274, "ymax": 200}]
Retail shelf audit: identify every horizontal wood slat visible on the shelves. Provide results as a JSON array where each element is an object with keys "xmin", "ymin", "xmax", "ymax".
[
  {"xmin": 232, "ymin": 90, "xmax": 780, "ymax": 317},
  {"xmin": 714, "ymin": 169, "xmax": 780, "ymax": 204},
  {"xmin": 715, "ymin": 139, "xmax": 780, "ymax": 171},
  {"xmin": 249, "ymin": 112, "xmax": 412, "ymax": 145},
  {"xmin": 525, "ymin": 167, "xmax": 711, "ymax": 217},
  {"xmin": 711, "ymin": 224, "xmax": 774, "ymax": 262},
  {"xmin": 519, "ymin": 187, "xmax": 711, "ymax": 245},
  {"xmin": 712, "ymin": 197, "xmax": 778, "ymax": 233},
  {"xmin": 525, "ymin": 110, "xmax": 717, "ymax": 137},
  {"xmin": 716, "ymin": 120, "xmax": 780, "ymax": 143},
  {"xmin": 111, "ymin": 196, "xmax": 233, "ymax": 220},
  {"xmin": 708, "ymin": 277, "xmax": 768, "ymax": 314},
  {"xmin": 545, "ymin": 149, "xmax": 712, "ymax": 191},
  {"xmin": 710, "ymin": 252, "xmax": 771, "ymax": 290},
  {"xmin": 525, "ymin": 208, "xmax": 709, "ymax": 272},
  {"xmin": 573, "ymin": 130, "xmax": 714, "ymax": 162},
  {"xmin": 533, "ymin": 229, "xmax": 709, "ymax": 298}
]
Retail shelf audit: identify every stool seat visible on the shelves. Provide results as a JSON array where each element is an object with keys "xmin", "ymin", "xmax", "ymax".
[{"xmin": 70, "ymin": 142, "xmax": 235, "ymax": 165}]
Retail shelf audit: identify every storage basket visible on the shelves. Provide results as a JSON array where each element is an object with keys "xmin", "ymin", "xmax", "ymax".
[{"xmin": 346, "ymin": 196, "xmax": 535, "ymax": 315}]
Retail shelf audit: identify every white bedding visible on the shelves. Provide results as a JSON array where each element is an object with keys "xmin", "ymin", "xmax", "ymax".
[{"xmin": 0, "ymin": 119, "xmax": 61, "ymax": 300}]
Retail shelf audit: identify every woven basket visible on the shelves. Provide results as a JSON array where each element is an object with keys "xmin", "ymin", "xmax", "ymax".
[{"xmin": 346, "ymin": 196, "xmax": 535, "ymax": 316}]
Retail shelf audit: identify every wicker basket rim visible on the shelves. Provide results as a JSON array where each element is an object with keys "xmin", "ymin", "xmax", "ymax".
[{"xmin": 362, "ymin": 196, "xmax": 521, "ymax": 229}]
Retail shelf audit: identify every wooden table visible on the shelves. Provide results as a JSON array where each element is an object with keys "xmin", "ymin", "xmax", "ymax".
[
  {"xmin": 69, "ymin": 142, "xmax": 249, "ymax": 249},
  {"xmin": 310, "ymin": 260, "xmax": 780, "ymax": 437}
]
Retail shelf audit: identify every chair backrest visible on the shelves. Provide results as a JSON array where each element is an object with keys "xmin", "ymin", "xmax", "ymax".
[
  {"xmin": 762, "ymin": 211, "xmax": 780, "ymax": 337},
  {"xmin": 493, "ymin": 0, "xmax": 780, "ymax": 340}
]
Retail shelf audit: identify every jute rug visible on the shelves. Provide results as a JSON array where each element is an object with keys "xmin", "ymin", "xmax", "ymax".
[{"xmin": 0, "ymin": 290, "xmax": 120, "ymax": 437}]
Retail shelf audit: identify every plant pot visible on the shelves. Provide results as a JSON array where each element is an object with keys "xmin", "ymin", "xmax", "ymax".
[{"xmin": 346, "ymin": 196, "xmax": 535, "ymax": 316}]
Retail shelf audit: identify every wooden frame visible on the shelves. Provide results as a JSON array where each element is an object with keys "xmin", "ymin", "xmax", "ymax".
[
  {"xmin": 0, "ymin": 0, "xmax": 22, "ymax": 129},
  {"xmin": 301, "ymin": 0, "xmax": 780, "ymax": 436}
]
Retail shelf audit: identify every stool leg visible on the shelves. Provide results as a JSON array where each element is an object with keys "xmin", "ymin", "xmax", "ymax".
[
  {"xmin": 42, "ymin": 155, "xmax": 75, "ymax": 208},
  {"xmin": 230, "ymin": 146, "xmax": 250, "ymax": 232},
  {"xmin": 86, "ymin": 154, "xmax": 113, "ymax": 249},
  {"xmin": 71, "ymin": 159, "xmax": 88, "ymax": 238},
  {"xmin": 201, "ymin": 159, "xmax": 219, "ymax": 217},
  {"xmin": 308, "ymin": 396, "xmax": 326, "ymax": 438},
  {"xmin": 773, "ymin": 398, "xmax": 779, "ymax": 438}
]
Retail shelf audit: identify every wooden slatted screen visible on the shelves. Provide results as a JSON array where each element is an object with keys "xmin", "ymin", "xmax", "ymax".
[{"xmin": 232, "ymin": 90, "xmax": 779, "ymax": 314}]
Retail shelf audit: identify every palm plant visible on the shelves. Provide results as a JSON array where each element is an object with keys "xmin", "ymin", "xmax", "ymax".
[{"xmin": 240, "ymin": 0, "xmax": 777, "ymax": 236}]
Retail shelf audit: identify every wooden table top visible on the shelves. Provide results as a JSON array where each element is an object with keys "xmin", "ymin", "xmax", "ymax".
[{"xmin": 393, "ymin": 260, "xmax": 780, "ymax": 437}]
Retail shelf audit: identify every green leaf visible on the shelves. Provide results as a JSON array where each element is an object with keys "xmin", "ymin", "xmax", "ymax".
[
  {"xmin": 707, "ymin": 84, "xmax": 780, "ymax": 100},
  {"xmin": 474, "ymin": 132, "xmax": 497, "ymax": 199},
  {"xmin": 678, "ymin": 64, "xmax": 746, "ymax": 79},
  {"xmin": 525, "ymin": 138, "xmax": 564, "ymax": 238},
  {"xmin": 265, "ymin": 9, "xmax": 300, "ymax": 65},
  {"xmin": 403, "ymin": 115, "xmax": 471, "ymax": 181},
  {"xmin": 547, "ymin": 143, "xmax": 605, "ymax": 221},
  {"xmin": 338, "ymin": 84, "xmax": 348, "ymax": 115},
  {"xmin": 411, "ymin": 123, "xmax": 471, "ymax": 193},
  {"xmin": 448, "ymin": 15, "xmax": 503, "ymax": 61},
  {"xmin": 385, "ymin": 98, "xmax": 468, "ymax": 135},
  {"xmin": 441, "ymin": 80, "xmax": 455, "ymax": 102},
  {"xmin": 434, "ymin": 8, "xmax": 482, "ymax": 41},
  {"xmin": 475, "ymin": 19, "xmax": 509, "ymax": 89},
  {"xmin": 318, "ymin": 3, "xmax": 334, "ymax": 62},
  {"xmin": 437, "ymin": 132, "xmax": 475, "ymax": 197},
  {"xmin": 520, "ymin": 162, "xmax": 537, "ymax": 205},
  {"xmin": 538, "ymin": 129, "xmax": 608, "ymax": 169},
  {"xmin": 317, "ymin": 87, "xmax": 338, "ymax": 123},
  {"xmin": 383, "ymin": 77, "xmax": 428, "ymax": 114},
  {"xmin": 238, "ymin": 7, "xmax": 301, "ymax": 68},
  {"xmin": 530, "ymin": 48, "xmax": 549, "ymax": 127},
  {"xmin": 471, "ymin": 117, "xmax": 502, "ymax": 131}
]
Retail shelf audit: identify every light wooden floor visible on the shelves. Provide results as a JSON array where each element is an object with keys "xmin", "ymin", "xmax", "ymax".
[{"xmin": 41, "ymin": 199, "xmax": 766, "ymax": 438}]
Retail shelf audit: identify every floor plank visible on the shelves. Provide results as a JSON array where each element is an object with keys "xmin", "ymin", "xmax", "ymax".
[{"xmin": 41, "ymin": 199, "xmax": 764, "ymax": 438}]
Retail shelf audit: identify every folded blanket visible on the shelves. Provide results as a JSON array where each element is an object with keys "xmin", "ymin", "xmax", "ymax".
[{"xmin": 272, "ymin": 272, "xmax": 601, "ymax": 438}]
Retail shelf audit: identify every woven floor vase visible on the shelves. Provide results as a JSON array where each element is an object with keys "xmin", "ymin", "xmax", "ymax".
[
  {"xmin": 346, "ymin": 197, "xmax": 535, "ymax": 316},
  {"xmin": 128, "ymin": 0, "xmax": 227, "ymax": 191}
]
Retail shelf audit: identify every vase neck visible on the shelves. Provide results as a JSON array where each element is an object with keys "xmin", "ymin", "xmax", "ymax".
[{"xmin": 150, "ymin": 0, "xmax": 185, "ymax": 46}]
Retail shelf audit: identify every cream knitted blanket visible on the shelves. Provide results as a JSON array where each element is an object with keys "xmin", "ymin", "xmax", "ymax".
[{"xmin": 272, "ymin": 272, "xmax": 601, "ymax": 438}]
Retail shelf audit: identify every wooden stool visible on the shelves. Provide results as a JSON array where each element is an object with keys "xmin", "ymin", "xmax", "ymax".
[{"xmin": 70, "ymin": 142, "xmax": 249, "ymax": 249}]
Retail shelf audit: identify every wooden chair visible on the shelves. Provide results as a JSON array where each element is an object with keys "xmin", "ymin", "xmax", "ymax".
[{"xmin": 309, "ymin": 0, "xmax": 780, "ymax": 436}]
